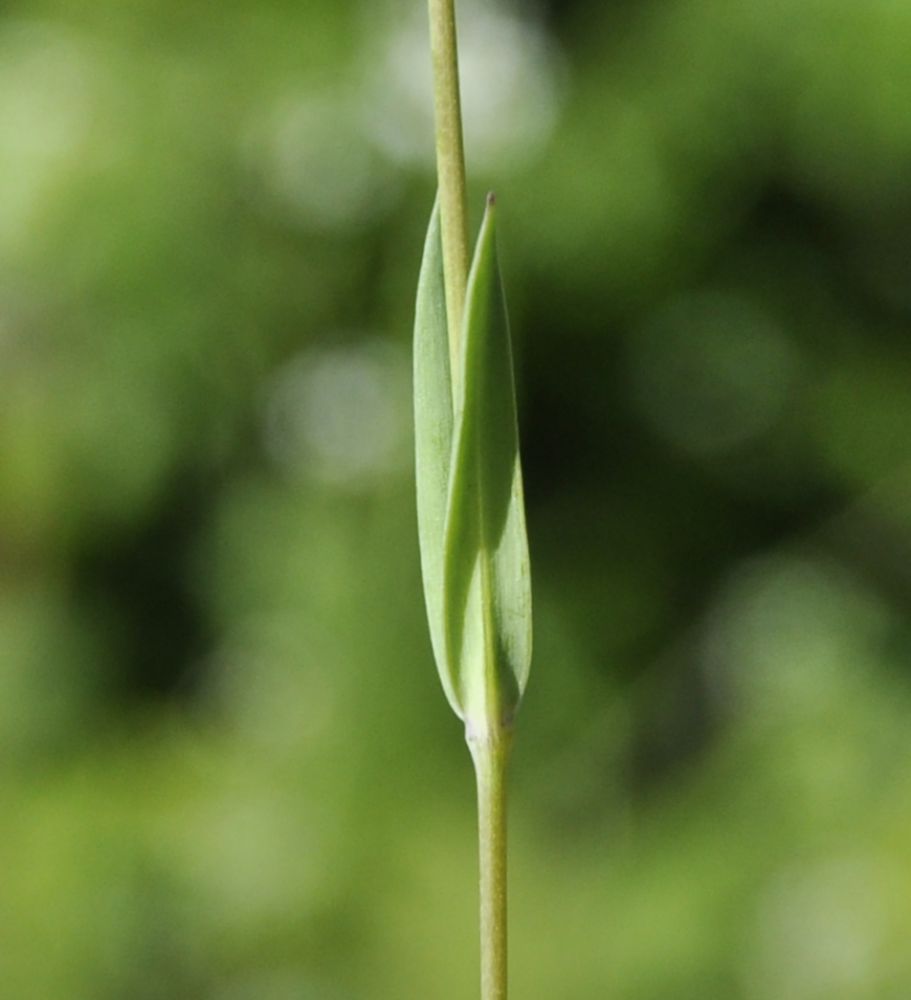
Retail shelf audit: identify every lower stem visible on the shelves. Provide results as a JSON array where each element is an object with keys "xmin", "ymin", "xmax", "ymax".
[{"xmin": 469, "ymin": 733, "xmax": 511, "ymax": 1000}]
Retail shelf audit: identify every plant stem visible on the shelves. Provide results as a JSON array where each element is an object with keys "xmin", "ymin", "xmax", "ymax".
[
  {"xmin": 427, "ymin": 3, "xmax": 511, "ymax": 995},
  {"xmin": 469, "ymin": 733, "xmax": 511, "ymax": 1000},
  {"xmin": 427, "ymin": 0, "xmax": 470, "ymax": 385}
]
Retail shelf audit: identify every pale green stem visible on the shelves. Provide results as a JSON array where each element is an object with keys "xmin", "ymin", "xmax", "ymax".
[
  {"xmin": 468, "ymin": 733, "xmax": 511, "ymax": 1000},
  {"xmin": 427, "ymin": 0, "xmax": 470, "ymax": 387},
  {"xmin": 427, "ymin": 2, "xmax": 510, "ymax": 995}
]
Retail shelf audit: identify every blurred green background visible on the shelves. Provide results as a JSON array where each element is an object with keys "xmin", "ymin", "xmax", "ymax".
[{"xmin": 3, "ymin": 0, "xmax": 911, "ymax": 997}]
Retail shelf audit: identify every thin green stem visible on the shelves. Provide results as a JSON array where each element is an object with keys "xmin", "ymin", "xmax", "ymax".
[
  {"xmin": 427, "ymin": 0, "xmax": 470, "ymax": 387},
  {"xmin": 427, "ymin": 3, "xmax": 511, "ymax": 995},
  {"xmin": 469, "ymin": 733, "xmax": 511, "ymax": 1000}
]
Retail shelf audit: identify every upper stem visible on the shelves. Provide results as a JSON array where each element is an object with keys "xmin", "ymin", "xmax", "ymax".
[
  {"xmin": 427, "ymin": 0, "xmax": 470, "ymax": 389},
  {"xmin": 469, "ymin": 732, "xmax": 511, "ymax": 1000}
]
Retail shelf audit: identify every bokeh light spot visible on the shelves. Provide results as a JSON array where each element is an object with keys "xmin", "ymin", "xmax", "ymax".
[
  {"xmin": 264, "ymin": 340, "xmax": 409, "ymax": 489},
  {"xmin": 361, "ymin": 0, "xmax": 565, "ymax": 171}
]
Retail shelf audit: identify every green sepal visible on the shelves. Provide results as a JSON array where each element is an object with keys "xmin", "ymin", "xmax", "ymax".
[
  {"xmin": 443, "ymin": 196, "xmax": 532, "ymax": 737},
  {"xmin": 414, "ymin": 198, "xmax": 461, "ymax": 715}
]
